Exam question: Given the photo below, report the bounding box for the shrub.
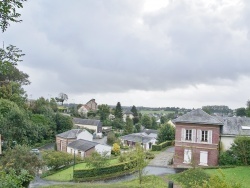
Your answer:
[145,152,155,159]
[152,140,173,151]
[111,143,120,156]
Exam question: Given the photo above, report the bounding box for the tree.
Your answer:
[236,107,246,117]
[114,102,123,119]
[55,92,68,105]
[131,105,138,116]
[97,104,110,121]
[246,100,250,117]
[42,150,75,170]
[85,151,110,169]
[107,131,119,145]
[157,123,175,143]
[49,98,58,112]
[0,145,43,176]
[141,114,152,129]
[55,113,73,134]
[124,117,134,135]
[112,143,120,156]
[151,116,158,129]
[0,0,27,32]
[134,143,147,184]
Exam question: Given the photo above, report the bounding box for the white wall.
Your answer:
[77,130,93,141]
[95,144,111,156]
[67,147,85,158]
[221,136,235,151]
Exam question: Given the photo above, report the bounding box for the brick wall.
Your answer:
[56,137,76,152]
[174,123,220,167]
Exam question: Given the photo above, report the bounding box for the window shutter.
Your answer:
[208,130,212,144]
[192,129,196,143]
[197,129,201,142]
[181,128,185,141]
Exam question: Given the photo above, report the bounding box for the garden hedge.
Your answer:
[73,160,137,180]
[152,140,173,151]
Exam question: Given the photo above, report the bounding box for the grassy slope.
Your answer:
[205,167,250,188]
[43,175,167,188]
[44,159,119,182]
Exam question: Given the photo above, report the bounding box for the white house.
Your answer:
[120,133,157,150]
[77,129,93,141]
[67,139,111,158]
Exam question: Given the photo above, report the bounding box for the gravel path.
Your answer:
[148,147,175,167]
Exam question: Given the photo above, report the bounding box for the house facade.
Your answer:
[56,129,93,152]
[67,139,111,158]
[123,111,134,122]
[173,109,223,167]
[73,118,103,138]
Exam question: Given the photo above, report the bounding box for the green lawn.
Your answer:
[205,167,250,188]
[44,159,119,182]
[42,175,167,188]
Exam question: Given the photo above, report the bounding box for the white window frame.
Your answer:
[181,128,196,143]
[184,149,192,164]
[197,130,212,144]
[199,151,208,166]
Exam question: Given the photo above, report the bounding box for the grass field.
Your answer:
[205,167,250,188]
[44,159,119,182]
[42,175,167,188]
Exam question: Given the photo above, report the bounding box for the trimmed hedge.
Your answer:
[73,160,137,181]
[152,140,173,151]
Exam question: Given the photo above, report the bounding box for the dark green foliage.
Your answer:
[157,123,175,143]
[87,110,96,118]
[134,123,141,132]
[0,145,43,176]
[114,102,123,119]
[42,150,74,170]
[151,140,173,151]
[141,114,152,129]
[97,104,110,121]
[85,152,110,169]
[74,160,137,181]
[107,131,119,145]
[0,0,26,32]
[55,92,68,105]
[219,150,239,166]
[111,118,124,129]
[131,105,138,116]
[0,169,33,188]
[236,107,246,117]
[55,113,73,133]
[124,118,134,135]
[151,116,158,129]
[171,168,210,188]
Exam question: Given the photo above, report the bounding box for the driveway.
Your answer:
[148,147,175,167]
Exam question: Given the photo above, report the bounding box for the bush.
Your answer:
[152,140,173,151]
[219,150,239,166]
[111,143,120,156]
[74,160,137,181]
[145,152,155,159]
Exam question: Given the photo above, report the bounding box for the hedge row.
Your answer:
[152,140,173,151]
[73,160,137,179]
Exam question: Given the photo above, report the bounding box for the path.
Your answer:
[148,147,175,167]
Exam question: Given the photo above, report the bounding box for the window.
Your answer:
[201,130,208,142]
[199,151,208,166]
[185,130,192,141]
[184,149,192,163]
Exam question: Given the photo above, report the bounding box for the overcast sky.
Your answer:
[2,0,250,109]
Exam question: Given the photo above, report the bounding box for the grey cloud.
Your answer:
[3,0,250,96]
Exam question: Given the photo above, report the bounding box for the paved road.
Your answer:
[148,147,175,167]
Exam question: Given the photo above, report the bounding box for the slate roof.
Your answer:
[56,129,83,139]
[217,116,250,136]
[173,109,223,125]
[67,139,98,151]
[120,133,155,143]
[141,128,158,135]
[73,118,102,127]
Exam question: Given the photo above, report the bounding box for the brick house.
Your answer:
[173,109,223,167]
[56,129,92,152]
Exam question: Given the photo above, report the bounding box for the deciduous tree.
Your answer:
[157,123,175,143]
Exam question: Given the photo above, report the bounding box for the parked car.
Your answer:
[30,148,40,155]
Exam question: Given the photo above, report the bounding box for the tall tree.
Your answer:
[124,117,134,135]
[97,104,110,121]
[130,105,138,116]
[236,107,246,117]
[55,92,68,105]
[114,102,123,119]
[0,0,27,32]
[141,114,152,129]
[151,116,158,129]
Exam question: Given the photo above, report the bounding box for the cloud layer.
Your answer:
[2,0,250,108]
